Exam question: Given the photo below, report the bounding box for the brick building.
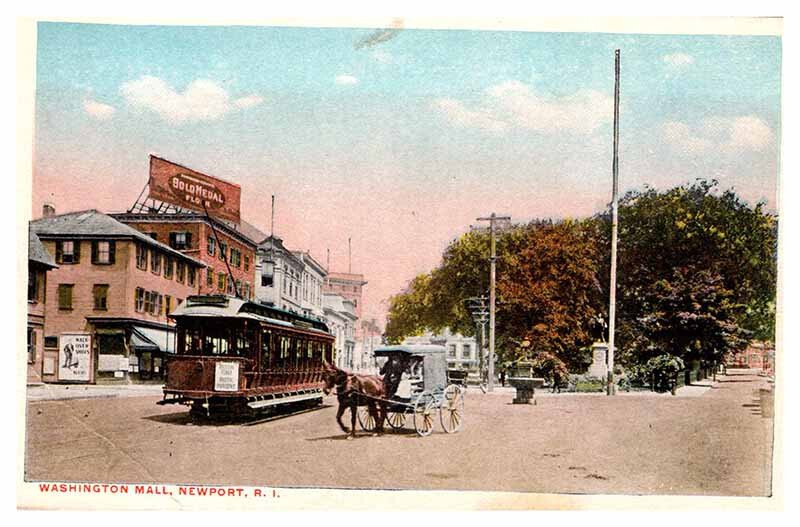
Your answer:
[324,272,367,319]
[30,210,205,383]
[111,212,257,300]
[27,228,57,384]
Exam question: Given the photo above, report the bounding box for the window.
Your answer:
[56,240,80,264]
[28,268,39,302]
[143,290,153,314]
[27,327,36,364]
[165,295,172,316]
[242,283,250,299]
[262,272,273,287]
[136,243,148,270]
[207,267,214,287]
[150,250,161,275]
[164,257,174,279]
[93,284,109,311]
[44,336,58,348]
[91,240,115,265]
[235,280,242,296]
[135,287,145,312]
[218,272,226,291]
[147,232,158,241]
[57,284,74,310]
[187,267,196,287]
[230,248,241,268]
[448,344,457,358]
[152,293,163,316]
[169,232,192,250]
[207,237,216,256]
[219,242,228,262]
[462,343,471,360]
[176,261,185,283]
[244,256,250,272]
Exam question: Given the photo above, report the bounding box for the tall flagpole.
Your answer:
[607,49,621,396]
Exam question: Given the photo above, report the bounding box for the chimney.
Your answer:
[42,203,55,218]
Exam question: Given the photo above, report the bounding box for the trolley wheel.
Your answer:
[357,405,378,432]
[440,384,465,433]
[413,392,435,437]
[386,410,406,430]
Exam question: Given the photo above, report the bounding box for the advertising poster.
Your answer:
[57,333,92,382]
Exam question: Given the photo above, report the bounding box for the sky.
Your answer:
[31,22,782,326]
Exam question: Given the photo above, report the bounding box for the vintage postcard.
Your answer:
[17,16,784,511]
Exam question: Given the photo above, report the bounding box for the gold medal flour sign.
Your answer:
[148,155,242,224]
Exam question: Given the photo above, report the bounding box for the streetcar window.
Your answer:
[261,331,272,369]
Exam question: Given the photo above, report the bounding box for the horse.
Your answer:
[322,364,389,439]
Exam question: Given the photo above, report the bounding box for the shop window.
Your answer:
[57,284,73,310]
[27,327,36,364]
[207,236,216,256]
[136,243,148,270]
[91,240,115,265]
[56,240,80,264]
[93,284,109,311]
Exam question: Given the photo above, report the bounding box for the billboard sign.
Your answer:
[58,333,92,382]
[148,155,241,224]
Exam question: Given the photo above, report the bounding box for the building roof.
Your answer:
[31,210,206,267]
[28,228,57,269]
[238,219,269,245]
[323,293,357,319]
[293,250,327,276]
[110,211,257,248]
[327,271,368,286]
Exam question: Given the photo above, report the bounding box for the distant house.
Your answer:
[403,329,478,373]
[727,341,775,376]
[27,228,57,384]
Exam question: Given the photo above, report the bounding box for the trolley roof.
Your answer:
[373,344,446,357]
[170,294,331,336]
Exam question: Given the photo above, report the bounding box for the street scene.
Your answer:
[21,18,780,508]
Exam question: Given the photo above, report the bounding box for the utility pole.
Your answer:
[607,49,621,396]
[477,213,510,392]
[466,295,489,387]
[348,237,352,274]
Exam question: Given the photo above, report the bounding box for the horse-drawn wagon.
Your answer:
[334,345,465,437]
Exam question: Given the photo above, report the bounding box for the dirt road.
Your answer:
[23,370,773,496]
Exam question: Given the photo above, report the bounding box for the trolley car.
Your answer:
[158,294,335,419]
[357,345,465,437]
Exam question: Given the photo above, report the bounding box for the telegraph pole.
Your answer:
[477,213,510,392]
[466,295,489,388]
[607,49,621,396]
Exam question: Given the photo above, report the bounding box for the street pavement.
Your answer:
[23,369,773,496]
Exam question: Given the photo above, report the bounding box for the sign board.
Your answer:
[214,361,240,392]
[148,155,241,224]
[58,333,92,382]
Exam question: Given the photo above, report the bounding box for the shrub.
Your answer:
[645,354,685,393]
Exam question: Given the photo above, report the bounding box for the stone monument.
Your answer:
[588,342,608,379]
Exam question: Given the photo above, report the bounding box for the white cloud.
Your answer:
[120,76,262,123]
[433,80,613,135]
[83,99,115,120]
[663,52,695,67]
[433,98,507,134]
[233,95,264,109]
[663,115,774,155]
[335,75,359,85]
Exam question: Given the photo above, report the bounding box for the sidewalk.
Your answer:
[26,382,164,402]
[469,378,714,398]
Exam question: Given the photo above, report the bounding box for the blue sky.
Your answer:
[32,22,783,322]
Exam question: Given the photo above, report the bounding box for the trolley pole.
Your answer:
[477,213,510,392]
[607,49,621,396]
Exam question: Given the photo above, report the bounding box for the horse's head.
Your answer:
[321,363,348,395]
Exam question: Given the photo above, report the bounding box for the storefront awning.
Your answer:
[131,326,176,353]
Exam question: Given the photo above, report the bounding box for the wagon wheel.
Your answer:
[440,384,465,433]
[357,405,378,432]
[386,409,406,430]
[413,392,435,437]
